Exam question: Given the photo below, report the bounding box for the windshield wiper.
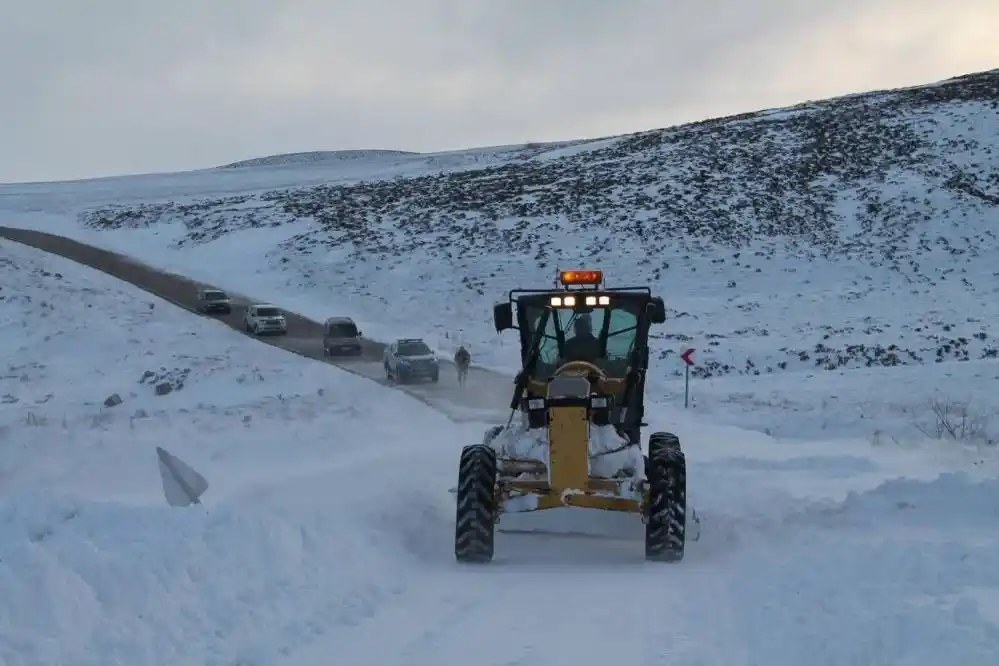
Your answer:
[510,309,551,412]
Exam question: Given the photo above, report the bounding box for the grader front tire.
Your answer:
[645,432,687,562]
[454,444,498,563]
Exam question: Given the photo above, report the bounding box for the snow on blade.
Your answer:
[489,418,644,481]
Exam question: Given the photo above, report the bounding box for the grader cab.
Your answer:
[453,269,690,563]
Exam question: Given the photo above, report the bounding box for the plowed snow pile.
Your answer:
[0,240,474,666]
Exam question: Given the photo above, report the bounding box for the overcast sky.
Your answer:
[2,0,996,183]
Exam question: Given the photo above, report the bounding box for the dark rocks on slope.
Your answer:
[79,69,999,277]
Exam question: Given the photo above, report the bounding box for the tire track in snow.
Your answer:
[282,550,739,666]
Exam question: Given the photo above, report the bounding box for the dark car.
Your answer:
[322,317,363,356]
[196,288,232,314]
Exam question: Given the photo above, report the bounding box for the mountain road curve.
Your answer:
[0,226,515,424]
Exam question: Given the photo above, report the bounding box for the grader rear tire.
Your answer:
[645,432,686,562]
[454,444,498,563]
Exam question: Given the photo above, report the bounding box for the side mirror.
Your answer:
[493,302,513,332]
[358,330,363,336]
[647,297,666,324]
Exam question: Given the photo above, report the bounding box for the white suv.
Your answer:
[243,303,287,336]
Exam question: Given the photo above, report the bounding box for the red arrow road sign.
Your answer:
[680,348,695,366]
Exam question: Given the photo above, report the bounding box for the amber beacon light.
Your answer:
[559,269,603,286]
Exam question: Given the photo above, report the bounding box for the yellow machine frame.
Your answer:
[494,360,646,518]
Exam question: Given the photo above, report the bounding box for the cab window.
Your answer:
[522,301,641,377]
[605,308,638,360]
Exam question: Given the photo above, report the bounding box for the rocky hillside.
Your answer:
[75,69,999,381]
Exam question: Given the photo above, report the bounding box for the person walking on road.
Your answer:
[454,345,471,386]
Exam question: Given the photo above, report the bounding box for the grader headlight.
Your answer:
[551,294,610,307]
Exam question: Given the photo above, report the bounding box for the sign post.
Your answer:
[680,348,695,408]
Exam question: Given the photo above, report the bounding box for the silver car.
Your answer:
[243,303,287,336]
[384,338,440,383]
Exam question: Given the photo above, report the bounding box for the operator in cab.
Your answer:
[561,313,601,363]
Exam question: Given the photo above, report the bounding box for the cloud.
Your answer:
[1,0,996,182]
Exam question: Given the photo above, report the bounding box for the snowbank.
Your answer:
[0,240,482,666]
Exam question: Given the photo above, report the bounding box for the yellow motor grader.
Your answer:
[453,269,689,563]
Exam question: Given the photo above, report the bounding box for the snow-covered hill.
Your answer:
[3,68,999,442]
[3,235,999,666]
[218,149,421,169]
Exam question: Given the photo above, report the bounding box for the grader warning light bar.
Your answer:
[559,269,603,286]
